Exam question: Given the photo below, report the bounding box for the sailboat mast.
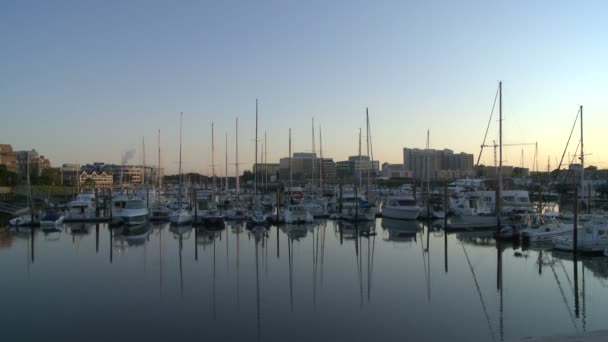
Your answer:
[426,130,430,209]
[289,128,292,191]
[366,108,371,200]
[497,81,503,226]
[264,131,267,191]
[319,125,323,189]
[158,129,161,196]
[142,137,146,187]
[236,117,240,195]
[212,122,216,195]
[178,112,183,208]
[580,105,584,197]
[255,99,258,199]
[225,132,228,192]
[312,117,315,190]
[358,128,362,191]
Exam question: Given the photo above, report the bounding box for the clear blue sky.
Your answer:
[1,0,607,175]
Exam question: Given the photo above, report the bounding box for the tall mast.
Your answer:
[358,128,362,191]
[426,130,430,205]
[312,117,315,190]
[236,117,239,194]
[142,136,146,187]
[264,131,267,191]
[319,125,323,189]
[366,108,371,200]
[158,129,161,197]
[580,105,584,197]
[255,99,258,199]
[289,128,292,191]
[225,132,228,191]
[178,112,183,207]
[497,81,503,226]
[212,122,216,195]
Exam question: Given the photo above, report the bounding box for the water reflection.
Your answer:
[2,219,608,341]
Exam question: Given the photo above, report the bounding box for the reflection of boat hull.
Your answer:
[446,216,498,230]
[381,217,422,232]
[382,206,421,220]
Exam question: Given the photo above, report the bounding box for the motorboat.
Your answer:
[65,193,96,220]
[40,211,64,227]
[381,195,421,220]
[281,204,314,224]
[169,208,193,225]
[339,191,377,222]
[9,214,33,226]
[553,219,608,253]
[121,199,150,226]
[150,202,170,221]
[520,219,576,243]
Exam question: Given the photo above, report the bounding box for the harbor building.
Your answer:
[60,163,80,186]
[335,156,379,182]
[278,153,336,184]
[80,163,159,188]
[16,149,51,179]
[381,163,413,179]
[403,147,474,180]
[79,171,114,189]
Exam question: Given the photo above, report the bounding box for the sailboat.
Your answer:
[151,129,170,221]
[198,123,225,228]
[169,112,193,225]
[246,99,270,227]
[281,128,314,224]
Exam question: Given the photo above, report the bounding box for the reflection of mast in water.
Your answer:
[444,227,448,273]
[109,227,113,264]
[420,224,430,302]
[496,239,503,342]
[213,230,217,320]
[287,227,294,312]
[461,240,496,342]
[160,224,163,298]
[251,227,265,342]
[96,224,99,253]
[179,231,184,300]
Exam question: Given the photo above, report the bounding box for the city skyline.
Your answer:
[2,1,606,174]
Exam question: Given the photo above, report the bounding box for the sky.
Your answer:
[1,0,607,175]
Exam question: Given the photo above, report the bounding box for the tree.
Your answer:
[0,165,17,186]
[241,170,254,184]
[82,178,96,190]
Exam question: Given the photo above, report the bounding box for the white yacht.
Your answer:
[169,208,193,225]
[520,219,576,243]
[553,219,608,253]
[339,191,377,222]
[281,204,314,224]
[381,194,421,220]
[65,193,96,220]
[121,199,150,226]
[111,194,130,225]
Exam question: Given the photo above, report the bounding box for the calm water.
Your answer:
[1,219,608,341]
